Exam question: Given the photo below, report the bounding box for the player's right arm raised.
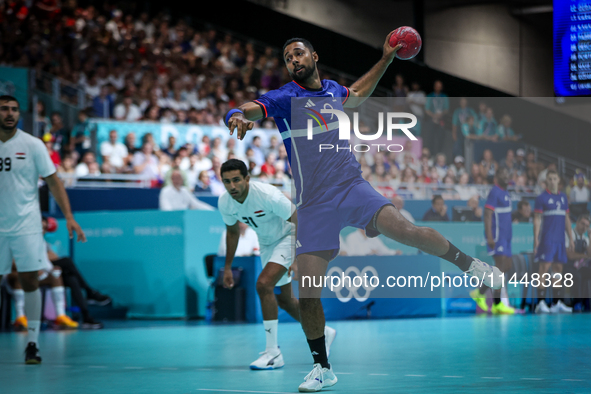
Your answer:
[223,222,241,289]
[226,102,264,141]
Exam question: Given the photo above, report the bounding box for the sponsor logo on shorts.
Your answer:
[295,240,302,248]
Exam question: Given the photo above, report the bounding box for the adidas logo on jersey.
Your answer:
[304,99,316,108]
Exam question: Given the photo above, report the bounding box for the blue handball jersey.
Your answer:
[254,80,361,207]
[534,190,569,244]
[484,184,512,241]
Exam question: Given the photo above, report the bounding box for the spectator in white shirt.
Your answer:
[217,222,260,257]
[406,82,426,120]
[392,195,415,224]
[343,229,402,256]
[133,141,160,179]
[159,170,215,211]
[75,151,97,177]
[100,130,128,172]
[114,94,142,122]
[571,173,590,203]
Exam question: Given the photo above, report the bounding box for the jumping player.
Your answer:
[0,95,86,364]
[534,170,573,313]
[470,168,515,314]
[218,159,336,370]
[225,35,502,392]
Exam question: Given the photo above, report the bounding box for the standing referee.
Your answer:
[0,95,86,364]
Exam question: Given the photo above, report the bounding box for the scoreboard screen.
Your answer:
[554,0,591,97]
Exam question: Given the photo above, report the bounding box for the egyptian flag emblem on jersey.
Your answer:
[15,152,26,160]
[254,210,265,218]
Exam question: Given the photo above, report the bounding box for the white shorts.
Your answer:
[0,233,47,275]
[260,235,293,287]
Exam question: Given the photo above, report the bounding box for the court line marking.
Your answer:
[521,378,543,380]
[481,377,503,379]
[562,379,584,381]
[406,374,426,377]
[369,373,389,376]
[443,376,463,378]
[89,366,107,368]
[229,369,249,372]
[337,372,354,375]
[197,390,294,394]
[160,367,178,370]
[197,369,214,371]
[124,367,144,369]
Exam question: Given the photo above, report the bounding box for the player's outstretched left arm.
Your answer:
[345,32,402,108]
[44,173,87,242]
[227,102,264,141]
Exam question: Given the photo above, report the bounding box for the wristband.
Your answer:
[225,109,244,126]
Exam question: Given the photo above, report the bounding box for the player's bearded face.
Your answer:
[0,101,20,131]
[284,44,317,83]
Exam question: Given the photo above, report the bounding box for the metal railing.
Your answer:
[57,173,153,188]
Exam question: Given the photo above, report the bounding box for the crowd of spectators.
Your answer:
[2,1,590,205]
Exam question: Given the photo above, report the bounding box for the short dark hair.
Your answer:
[517,200,530,210]
[221,159,248,178]
[0,95,19,109]
[547,169,559,177]
[577,214,591,222]
[432,195,443,204]
[283,38,315,55]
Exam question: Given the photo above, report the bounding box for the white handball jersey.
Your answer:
[0,130,56,235]
[218,181,295,246]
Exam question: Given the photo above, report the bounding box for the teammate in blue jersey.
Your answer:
[533,170,574,313]
[470,168,515,314]
[226,34,503,392]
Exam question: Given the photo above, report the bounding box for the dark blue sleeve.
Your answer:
[253,88,289,119]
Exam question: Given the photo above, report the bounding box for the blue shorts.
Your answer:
[296,178,391,259]
[535,242,567,264]
[487,238,512,257]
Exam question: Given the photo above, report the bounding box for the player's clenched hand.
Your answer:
[67,218,86,242]
[223,269,234,289]
[383,31,403,62]
[487,238,496,250]
[227,112,254,141]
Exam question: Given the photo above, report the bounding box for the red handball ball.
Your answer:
[388,26,422,60]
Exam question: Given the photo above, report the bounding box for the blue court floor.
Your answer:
[1,314,590,394]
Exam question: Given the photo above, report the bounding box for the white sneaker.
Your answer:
[550,300,573,314]
[535,300,551,314]
[324,326,336,357]
[465,259,503,290]
[298,363,338,392]
[249,349,284,370]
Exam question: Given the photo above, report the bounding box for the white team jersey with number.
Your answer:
[0,129,56,235]
[218,182,295,246]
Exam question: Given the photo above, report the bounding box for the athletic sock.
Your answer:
[493,289,502,305]
[24,289,41,345]
[439,242,472,271]
[307,335,329,369]
[263,320,279,354]
[494,297,502,305]
[51,286,66,317]
[14,289,25,317]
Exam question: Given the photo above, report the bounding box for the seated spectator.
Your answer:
[260,152,277,177]
[114,93,142,122]
[133,141,159,180]
[70,109,92,158]
[48,112,70,157]
[455,173,479,200]
[441,175,460,200]
[163,155,189,188]
[527,152,543,184]
[100,130,128,173]
[344,229,402,256]
[195,170,212,193]
[451,156,467,179]
[477,102,488,122]
[159,170,215,211]
[249,136,266,167]
[500,149,517,176]
[478,108,499,141]
[515,149,527,176]
[161,135,178,158]
[208,156,226,196]
[497,115,519,141]
[75,151,97,177]
[537,162,557,188]
[143,105,162,122]
[466,195,483,221]
[422,195,449,221]
[199,135,211,156]
[58,154,76,177]
[570,173,590,203]
[92,85,114,119]
[177,146,191,171]
[480,149,498,184]
[43,133,61,167]
[392,195,415,224]
[217,221,260,257]
[124,132,139,155]
[512,200,533,223]
[565,215,591,311]
[211,137,228,161]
